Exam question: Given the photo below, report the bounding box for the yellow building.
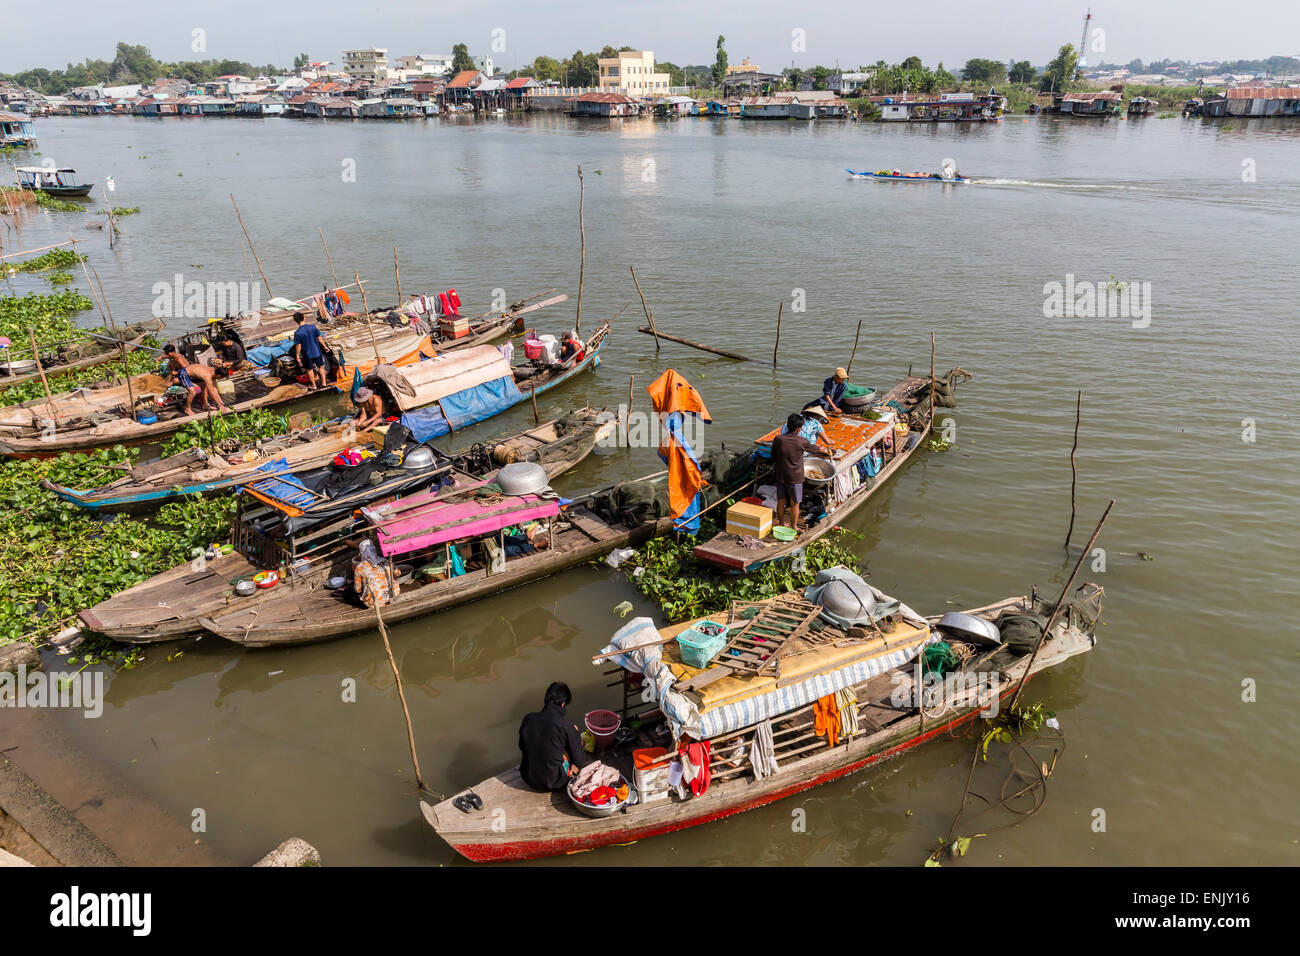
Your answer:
[598,50,671,96]
[726,57,760,76]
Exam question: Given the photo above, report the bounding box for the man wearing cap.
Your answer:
[820,368,849,415]
[354,386,385,430]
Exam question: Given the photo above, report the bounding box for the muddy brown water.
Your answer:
[3,111,1296,865]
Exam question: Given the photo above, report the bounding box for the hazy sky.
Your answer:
[6,0,1298,74]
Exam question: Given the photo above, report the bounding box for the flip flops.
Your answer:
[452,791,484,814]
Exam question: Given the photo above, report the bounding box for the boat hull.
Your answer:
[846,169,972,183]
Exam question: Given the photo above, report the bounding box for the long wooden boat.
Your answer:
[200,502,673,649]
[692,375,937,572]
[77,410,615,644]
[15,166,93,197]
[424,577,1104,862]
[846,168,973,184]
[0,320,166,392]
[0,320,489,459]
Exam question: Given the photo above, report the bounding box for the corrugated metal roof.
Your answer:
[1062,91,1122,102]
[505,77,538,89]
[446,70,482,89]
[1226,86,1299,98]
[575,92,636,103]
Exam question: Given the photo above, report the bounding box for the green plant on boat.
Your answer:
[10,248,86,273]
[611,511,865,621]
[0,450,237,661]
[160,408,291,457]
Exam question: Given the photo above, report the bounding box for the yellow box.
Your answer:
[726,502,772,538]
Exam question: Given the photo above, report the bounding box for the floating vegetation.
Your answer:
[612,514,864,621]
[46,271,74,286]
[29,191,84,212]
[161,408,291,457]
[0,290,96,353]
[11,248,86,273]
[0,450,236,658]
[106,206,141,216]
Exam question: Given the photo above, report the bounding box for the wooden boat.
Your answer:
[200,494,673,649]
[846,168,973,184]
[15,166,93,197]
[693,375,940,572]
[0,322,456,459]
[0,320,166,392]
[424,577,1105,862]
[77,410,615,644]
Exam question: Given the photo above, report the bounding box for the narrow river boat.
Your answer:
[425,573,1104,862]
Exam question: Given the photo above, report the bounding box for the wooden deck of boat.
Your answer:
[202,512,673,647]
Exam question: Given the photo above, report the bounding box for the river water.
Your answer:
[5,111,1297,866]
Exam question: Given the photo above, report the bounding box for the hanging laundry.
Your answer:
[447,544,467,577]
[835,687,860,738]
[335,288,351,306]
[678,740,712,796]
[324,291,343,317]
[750,720,780,780]
[813,695,841,748]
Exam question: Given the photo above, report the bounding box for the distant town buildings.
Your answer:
[342,48,388,81]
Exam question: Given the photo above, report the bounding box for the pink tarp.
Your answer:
[372,492,560,557]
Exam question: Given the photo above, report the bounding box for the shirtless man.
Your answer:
[164,344,228,415]
[354,386,385,430]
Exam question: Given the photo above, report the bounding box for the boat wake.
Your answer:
[974,178,1150,190]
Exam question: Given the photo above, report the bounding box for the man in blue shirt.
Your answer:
[292,314,328,389]
[819,367,849,415]
[778,403,835,453]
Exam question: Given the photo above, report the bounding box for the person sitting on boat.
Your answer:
[353,387,386,431]
[163,344,228,416]
[211,331,251,376]
[779,403,835,452]
[771,413,833,531]
[818,367,850,415]
[518,681,593,792]
[559,330,584,364]
[291,314,329,389]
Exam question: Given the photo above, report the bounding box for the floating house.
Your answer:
[1054,90,1122,117]
[1223,86,1300,117]
[738,96,815,120]
[654,95,695,117]
[878,91,1005,122]
[358,97,422,118]
[570,91,640,117]
[0,111,36,147]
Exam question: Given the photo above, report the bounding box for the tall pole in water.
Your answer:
[1076,8,1092,80]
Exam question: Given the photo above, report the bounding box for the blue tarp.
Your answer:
[439,376,524,431]
[400,406,451,443]
[243,457,317,508]
[246,340,294,367]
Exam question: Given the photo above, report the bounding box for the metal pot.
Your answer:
[803,457,836,484]
[401,445,436,470]
[936,611,1001,648]
[496,461,550,496]
[233,579,257,597]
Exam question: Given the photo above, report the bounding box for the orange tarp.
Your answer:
[756,417,888,453]
[646,369,711,422]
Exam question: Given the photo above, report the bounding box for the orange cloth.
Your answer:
[336,288,351,305]
[662,440,703,520]
[646,369,711,422]
[813,694,840,748]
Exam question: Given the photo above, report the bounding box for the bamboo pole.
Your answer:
[531,382,540,424]
[635,326,752,361]
[230,194,273,298]
[393,246,402,303]
[1009,501,1114,712]
[355,271,381,365]
[91,266,137,423]
[374,603,426,793]
[773,301,784,368]
[26,327,56,411]
[1065,390,1082,549]
[929,333,936,412]
[319,228,341,288]
[68,233,108,324]
[847,319,863,375]
[0,237,78,264]
[630,265,660,352]
[625,374,634,448]
[576,165,585,335]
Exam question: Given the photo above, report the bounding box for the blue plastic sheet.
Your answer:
[246,340,293,367]
[439,376,524,431]
[242,457,316,508]
[400,406,451,443]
